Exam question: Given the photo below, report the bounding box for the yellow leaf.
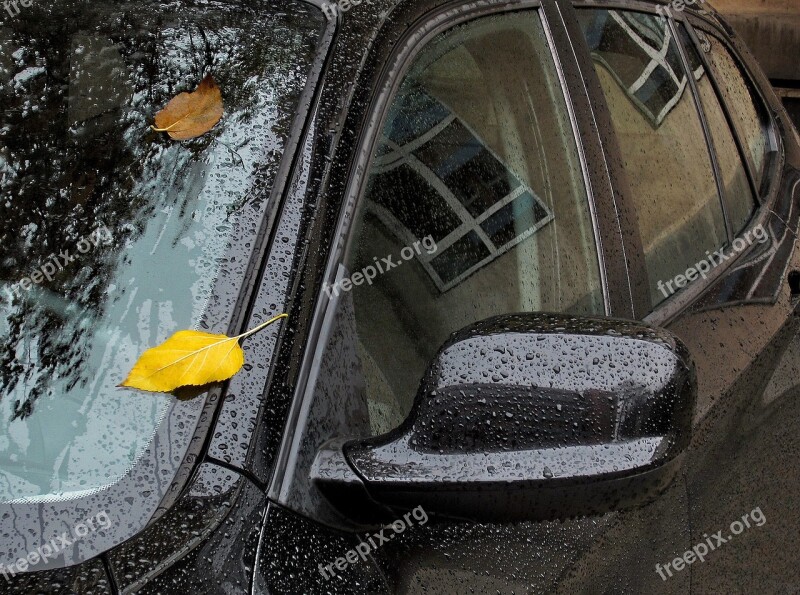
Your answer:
[120,313,288,393]
[151,75,223,140]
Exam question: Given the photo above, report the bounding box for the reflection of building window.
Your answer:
[583,11,703,127]
[366,88,553,292]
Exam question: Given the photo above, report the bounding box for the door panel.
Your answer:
[618,12,800,594]
[266,1,694,592]
[665,186,800,592]
[573,4,800,592]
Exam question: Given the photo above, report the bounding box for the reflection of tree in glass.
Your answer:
[0,0,322,419]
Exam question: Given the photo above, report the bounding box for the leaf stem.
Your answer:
[236,313,288,341]
[151,121,182,133]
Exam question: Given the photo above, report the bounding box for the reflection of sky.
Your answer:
[0,32,281,501]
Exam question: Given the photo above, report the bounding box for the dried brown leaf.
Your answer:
[151,75,223,140]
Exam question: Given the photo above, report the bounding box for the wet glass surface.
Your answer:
[677,25,756,235]
[578,9,727,308]
[704,32,771,191]
[0,1,321,501]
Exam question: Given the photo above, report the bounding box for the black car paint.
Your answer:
[257,0,800,592]
[4,0,800,592]
[313,313,695,524]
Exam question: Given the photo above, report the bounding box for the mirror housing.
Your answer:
[312,313,696,524]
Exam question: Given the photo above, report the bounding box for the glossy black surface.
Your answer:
[261,0,800,592]
[4,0,800,591]
[313,313,695,522]
[254,502,389,594]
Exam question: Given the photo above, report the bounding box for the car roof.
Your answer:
[321,0,726,55]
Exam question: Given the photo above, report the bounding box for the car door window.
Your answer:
[279,9,603,521]
[677,24,756,235]
[702,30,772,194]
[344,11,603,436]
[577,9,727,309]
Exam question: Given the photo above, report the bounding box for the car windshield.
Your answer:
[0,0,322,501]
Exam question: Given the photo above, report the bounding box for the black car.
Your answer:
[2,0,800,592]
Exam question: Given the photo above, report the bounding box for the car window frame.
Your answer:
[267,0,637,515]
[669,18,734,243]
[326,1,611,311]
[569,1,782,325]
[638,10,783,325]
[683,14,782,202]
[570,1,730,319]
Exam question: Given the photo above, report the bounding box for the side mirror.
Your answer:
[312,313,696,524]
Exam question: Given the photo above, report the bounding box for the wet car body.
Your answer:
[3,0,800,593]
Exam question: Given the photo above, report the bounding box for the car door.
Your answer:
[658,15,800,593]
[257,1,697,593]
[573,4,800,592]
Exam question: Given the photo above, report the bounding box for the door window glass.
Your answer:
[347,11,603,436]
[578,10,727,308]
[703,31,771,192]
[677,25,756,235]
[280,10,605,522]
